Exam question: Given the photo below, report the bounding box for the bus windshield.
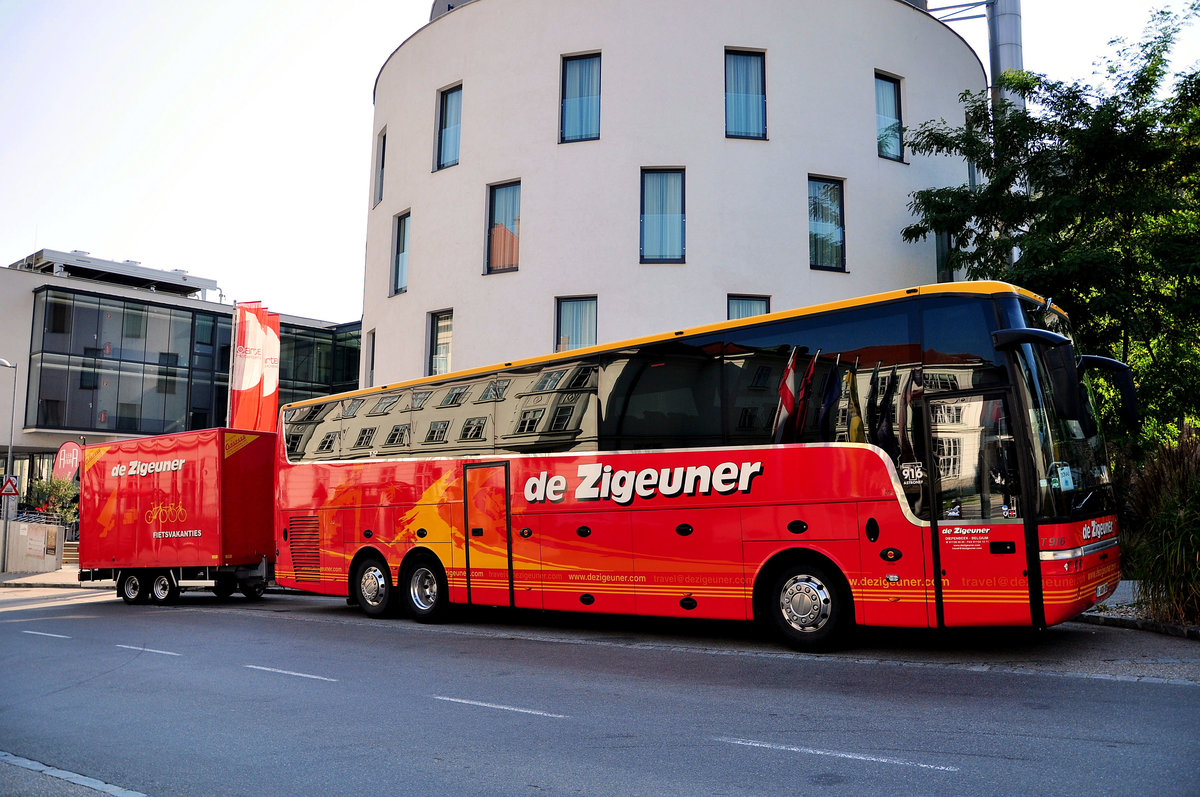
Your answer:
[1005,298,1115,520]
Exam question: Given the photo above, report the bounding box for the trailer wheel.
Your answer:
[239,580,267,601]
[118,572,148,605]
[354,557,395,618]
[768,562,850,652]
[149,572,179,605]
[402,556,448,623]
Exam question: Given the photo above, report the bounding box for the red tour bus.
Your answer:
[273,282,1134,650]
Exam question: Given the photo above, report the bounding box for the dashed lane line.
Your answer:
[433,695,568,718]
[715,736,960,772]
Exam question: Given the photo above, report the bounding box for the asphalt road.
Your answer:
[1,587,1197,796]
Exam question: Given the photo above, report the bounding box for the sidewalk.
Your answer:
[2,565,1195,640]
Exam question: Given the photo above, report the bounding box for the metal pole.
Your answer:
[0,358,16,573]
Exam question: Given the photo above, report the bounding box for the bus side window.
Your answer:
[599,339,723,450]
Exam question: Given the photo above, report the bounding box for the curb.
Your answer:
[1077,612,1200,641]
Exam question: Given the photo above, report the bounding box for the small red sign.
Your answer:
[53,441,83,481]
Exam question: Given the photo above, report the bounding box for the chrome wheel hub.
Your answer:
[360,566,386,606]
[779,574,831,632]
[410,567,437,611]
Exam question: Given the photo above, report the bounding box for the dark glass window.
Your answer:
[808,177,845,271]
[641,169,685,263]
[875,74,903,160]
[393,213,410,294]
[487,182,520,272]
[437,85,462,169]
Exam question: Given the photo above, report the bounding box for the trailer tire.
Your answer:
[212,577,237,599]
[767,561,850,652]
[354,556,395,618]
[239,580,267,601]
[149,571,179,605]
[402,556,448,624]
[118,571,149,605]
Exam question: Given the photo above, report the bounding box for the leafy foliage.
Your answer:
[903,4,1200,446]
[1121,433,1200,625]
[29,478,79,524]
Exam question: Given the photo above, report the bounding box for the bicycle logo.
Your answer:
[145,502,187,524]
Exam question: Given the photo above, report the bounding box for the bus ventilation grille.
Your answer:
[287,516,322,582]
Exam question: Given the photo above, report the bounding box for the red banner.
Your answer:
[227,302,281,432]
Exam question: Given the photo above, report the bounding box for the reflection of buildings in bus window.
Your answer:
[384,423,410,446]
[368,394,401,415]
[459,416,487,440]
[352,427,376,448]
[424,420,450,443]
[340,398,365,418]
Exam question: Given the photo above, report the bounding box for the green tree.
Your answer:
[29,478,79,524]
[902,4,1200,446]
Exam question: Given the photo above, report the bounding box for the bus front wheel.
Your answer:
[402,557,448,623]
[768,562,849,651]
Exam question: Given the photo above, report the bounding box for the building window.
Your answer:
[725,50,766,139]
[393,213,410,294]
[374,129,386,205]
[556,297,597,351]
[875,74,903,160]
[808,177,846,271]
[425,420,450,443]
[369,395,400,415]
[641,169,684,263]
[533,369,567,392]
[316,432,339,453]
[384,424,410,446]
[487,181,520,272]
[561,53,601,143]
[728,295,769,320]
[548,405,574,432]
[516,408,544,434]
[353,427,377,449]
[437,85,462,169]
[428,311,452,376]
[479,378,511,401]
[441,385,470,406]
[411,390,432,410]
[460,416,487,440]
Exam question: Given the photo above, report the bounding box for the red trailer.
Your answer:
[78,429,276,604]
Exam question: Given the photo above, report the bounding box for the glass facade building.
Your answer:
[26,287,359,435]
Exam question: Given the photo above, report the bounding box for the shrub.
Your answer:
[1121,433,1200,626]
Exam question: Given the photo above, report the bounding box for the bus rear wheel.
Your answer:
[354,557,395,618]
[768,562,849,651]
[118,571,148,605]
[402,557,448,623]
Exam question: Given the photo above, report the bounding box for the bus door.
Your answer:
[463,463,517,608]
[928,393,1033,627]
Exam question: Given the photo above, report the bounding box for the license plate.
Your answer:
[1096,583,1109,598]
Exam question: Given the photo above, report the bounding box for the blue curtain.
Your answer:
[725,52,765,138]
[875,76,901,159]
[809,179,844,269]
[642,171,684,261]
[393,214,409,293]
[438,87,461,168]
[558,298,597,350]
[562,55,600,142]
[728,296,768,320]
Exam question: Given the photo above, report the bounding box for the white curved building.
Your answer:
[362,0,984,385]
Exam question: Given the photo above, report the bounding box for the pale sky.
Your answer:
[1,0,1196,324]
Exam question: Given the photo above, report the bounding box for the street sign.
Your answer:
[0,476,18,498]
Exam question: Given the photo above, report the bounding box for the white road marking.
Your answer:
[433,695,567,718]
[20,630,70,639]
[116,644,181,656]
[715,736,960,772]
[0,749,147,796]
[244,664,337,682]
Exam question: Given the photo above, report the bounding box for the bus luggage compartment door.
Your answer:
[463,463,515,608]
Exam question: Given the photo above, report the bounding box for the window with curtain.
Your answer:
[393,213,410,294]
[437,85,462,169]
[809,177,846,271]
[561,54,600,142]
[374,130,386,204]
[557,297,597,351]
[487,181,521,272]
[725,50,766,139]
[641,169,685,263]
[875,74,902,160]
[428,311,452,375]
[728,295,769,320]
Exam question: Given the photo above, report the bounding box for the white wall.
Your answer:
[363,0,985,383]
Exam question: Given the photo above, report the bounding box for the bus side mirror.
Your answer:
[992,328,1082,421]
[1078,355,1139,431]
